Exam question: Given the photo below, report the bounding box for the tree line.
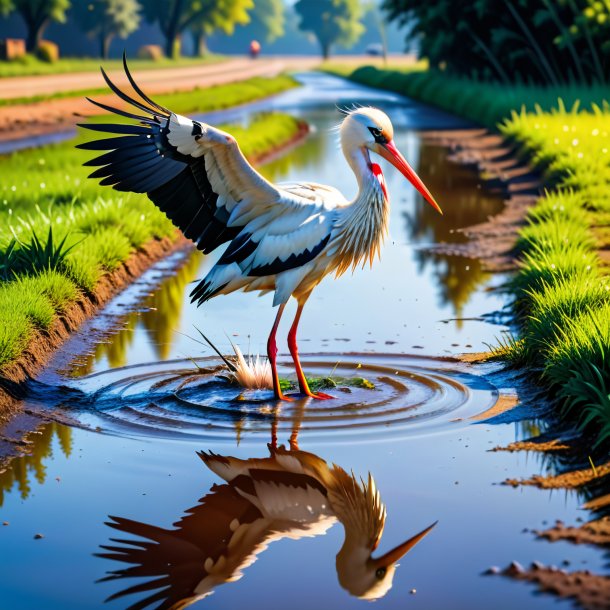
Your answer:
[0,0,368,60]
[383,0,610,84]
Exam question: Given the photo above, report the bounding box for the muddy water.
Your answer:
[0,73,605,610]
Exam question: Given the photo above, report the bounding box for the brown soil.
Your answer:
[536,518,610,547]
[583,494,610,511]
[503,460,610,489]
[422,129,541,272]
[0,234,189,424]
[496,562,610,610]
[0,57,320,145]
[470,394,519,421]
[490,438,571,452]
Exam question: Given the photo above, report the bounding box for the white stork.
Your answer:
[79,56,443,401]
[98,444,437,609]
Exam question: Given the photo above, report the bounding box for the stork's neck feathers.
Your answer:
[327,465,386,549]
[333,146,390,277]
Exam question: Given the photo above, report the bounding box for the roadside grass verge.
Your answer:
[496,109,610,446]
[0,72,298,110]
[323,64,610,128]
[0,55,225,78]
[0,105,305,370]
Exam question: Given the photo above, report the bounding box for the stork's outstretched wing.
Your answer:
[78,54,283,255]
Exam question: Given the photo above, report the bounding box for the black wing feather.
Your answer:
[78,122,153,136]
[122,51,171,116]
[99,66,167,118]
[87,151,160,178]
[80,56,245,256]
[84,96,158,125]
[249,234,331,277]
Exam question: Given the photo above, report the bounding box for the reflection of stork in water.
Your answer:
[80,57,442,401]
[98,444,436,609]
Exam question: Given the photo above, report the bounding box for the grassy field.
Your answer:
[0,78,304,370]
[0,55,225,78]
[324,64,610,128]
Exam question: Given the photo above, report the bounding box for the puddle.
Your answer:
[37,354,498,444]
[0,73,604,610]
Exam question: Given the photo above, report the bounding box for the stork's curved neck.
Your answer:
[343,145,375,194]
[333,145,390,276]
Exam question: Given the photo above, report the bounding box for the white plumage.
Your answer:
[80,57,443,400]
[98,444,437,608]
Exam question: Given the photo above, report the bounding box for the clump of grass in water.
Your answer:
[195,330,375,392]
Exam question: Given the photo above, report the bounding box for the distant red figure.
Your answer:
[249,40,261,58]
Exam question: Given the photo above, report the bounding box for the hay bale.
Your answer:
[37,40,59,63]
[137,45,164,61]
[0,39,26,60]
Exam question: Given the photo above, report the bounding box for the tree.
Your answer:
[382,0,610,85]
[141,0,252,59]
[74,0,141,59]
[294,0,364,59]
[0,0,12,17]
[189,0,252,57]
[10,0,70,51]
[242,0,285,43]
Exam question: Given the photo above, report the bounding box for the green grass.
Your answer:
[497,108,610,446]
[0,55,225,78]
[323,64,610,129]
[0,78,304,370]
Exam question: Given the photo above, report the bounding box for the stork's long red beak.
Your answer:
[372,521,438,568]
[376,140,443,215]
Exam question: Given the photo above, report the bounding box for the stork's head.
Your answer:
[336,520,437,600]
[330,469,436,600]
[339,107,443,214]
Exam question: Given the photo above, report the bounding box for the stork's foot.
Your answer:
[274,391,295,402]
[301,389,334,400]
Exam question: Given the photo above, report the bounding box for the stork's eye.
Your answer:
[375,567,387,579]
[368,126,387,144]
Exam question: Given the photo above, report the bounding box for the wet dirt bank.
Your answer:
[420,128,610,605]
[0,235,190,428]
[422,128,541,272]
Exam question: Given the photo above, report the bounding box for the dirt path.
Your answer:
[0,56,320,144]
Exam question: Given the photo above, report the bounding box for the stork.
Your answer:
[79,56,443,401]
[98,444,437,609]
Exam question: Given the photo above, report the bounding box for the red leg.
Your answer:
[267,303,293,401]
[288,301,333,400]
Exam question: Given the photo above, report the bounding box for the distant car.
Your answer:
[365,43,384,57]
